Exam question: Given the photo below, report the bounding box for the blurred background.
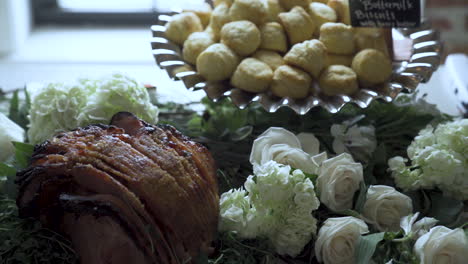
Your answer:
[0,0,467,113]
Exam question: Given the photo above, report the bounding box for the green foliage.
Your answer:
[0,198,78,264]
[208,232,274,264]
[355,232,385,264]
[8,89,31,132]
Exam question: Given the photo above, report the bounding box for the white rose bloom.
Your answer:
[250,127,325,174]
[400,212,438,239]
[0,113,25,162]
[315,217,369,264]
[317,153,364,212]
[362,185,413,232]
[331,122,377,164]
[414,226,468,264]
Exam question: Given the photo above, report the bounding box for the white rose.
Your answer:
[414,226,468,264]
[362,185,413,232]
[331,122,377,163]
[250,127,325,174]
[315,217,369,264]
[400,212,438,239]
[0,113,25,162]
[317,153,363,212]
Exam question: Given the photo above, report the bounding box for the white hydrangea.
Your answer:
[219,161,320,257]
[28,74,159,144]
[388,119,468,200]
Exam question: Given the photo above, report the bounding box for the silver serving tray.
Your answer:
[151,12,442,114]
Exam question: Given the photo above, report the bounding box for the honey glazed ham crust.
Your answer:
[16,112,219,264]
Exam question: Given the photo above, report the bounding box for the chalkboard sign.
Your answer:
[349,0,421,28]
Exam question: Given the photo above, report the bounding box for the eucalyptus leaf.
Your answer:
[355,232,385,264]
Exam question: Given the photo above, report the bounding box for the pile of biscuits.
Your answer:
[164,0,393,99]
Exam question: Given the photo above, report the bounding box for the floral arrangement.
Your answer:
[0,78,467,263]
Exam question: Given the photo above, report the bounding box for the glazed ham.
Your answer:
[16,112,219,264]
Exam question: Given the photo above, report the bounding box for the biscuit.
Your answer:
[208,3,231,41]
[221,21,261,56]
[308,2,337,29]
[354,28,390,57]
[279,0,311,10]
[319,65,358,96]
[231,58,274,93]
[165,12,203,45]
[284,39,327,78]
[325,53,353,67]
[196,43,240,81]
[183,3,212,28]
[271,65,312,99]
[319,22,355,55]
[253,50,285,70]
[327,0,351,25]
[183,32,215,65]
[214,0,233,7]
[259,22,288,52]
[351,49,392,87]
[229,0,268,26]
[266,0,285,22]
[278,6,316,45]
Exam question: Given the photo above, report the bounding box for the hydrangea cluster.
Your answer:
[28,74,159,144]
[219,160,320,257]
[388,119,468,200]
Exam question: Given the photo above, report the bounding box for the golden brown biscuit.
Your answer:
[319,65,358,96]
[204,25,218,42]
[231,58,274,93]
[196,43,240,81]
[266,0,285,22]
[253,50,285,70]
[221,21,261,56]
[259,22,288,53]
[183,32,215,65]
[183,3,212,28]
[284,39,327,78]
[351,49,392,87]
[325,53,353,67]
[214,0,233,7]
[327,0,350,25]
[278,6,316,45]
[319,22,355,55]
[229,0,268,26]
[208,3,231,41]
[354,28,390,57]
[165,12,203,45]
[312,0,329,3]
[308,2,337,29]
[279,0,311,10]
[271,65,312,99]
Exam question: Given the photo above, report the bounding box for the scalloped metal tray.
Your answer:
[151,12,442,114]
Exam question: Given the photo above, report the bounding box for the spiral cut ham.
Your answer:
[16,112,219,264]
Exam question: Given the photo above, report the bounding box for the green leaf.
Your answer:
[355,232,385,264]
[354,181,368,213]
[13,142,34,169]
[339,209,362,218]
[0,162,17,177]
